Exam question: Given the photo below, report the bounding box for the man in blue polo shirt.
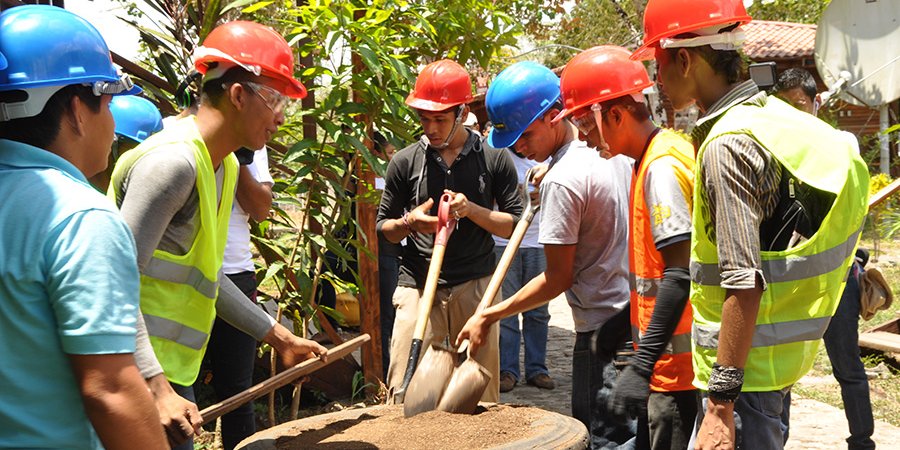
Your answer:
[0,6,167,449]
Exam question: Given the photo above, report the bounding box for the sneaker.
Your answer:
[499,371,517,393]
[526,373,555,390]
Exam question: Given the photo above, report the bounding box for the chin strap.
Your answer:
[423,104,466,150]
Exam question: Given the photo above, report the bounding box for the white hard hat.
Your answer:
[463,112,478,127]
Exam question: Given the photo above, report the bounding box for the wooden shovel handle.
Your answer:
[412,243,448,339]
[475,190,540,314]
[199,334,371,425]
[870,177,900,209]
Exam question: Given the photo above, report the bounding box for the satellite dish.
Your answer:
[815,0,900,107]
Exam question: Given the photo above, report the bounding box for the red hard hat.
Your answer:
[405,59,473,111]
[553,46,653,123]
[194,21,307,99]
[631,0,752,61]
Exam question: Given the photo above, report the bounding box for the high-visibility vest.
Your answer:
[691,97,869,391]
[108,116,238,386]
[630,129,696,392]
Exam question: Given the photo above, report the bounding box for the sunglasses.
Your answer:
[567,103,604,136]
[224,81,289,114]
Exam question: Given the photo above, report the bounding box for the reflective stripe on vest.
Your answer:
[690,96,869,392]
[107,116,238,386]
[629,129,696,392]
[690,225,862,287]
[143,256,221,299]
[630,273,659,298]
[143,314,208,351]
[692,316,832,349]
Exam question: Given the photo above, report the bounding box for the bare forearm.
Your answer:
[482,272,568,323]
[235,166,272,222]
[717,286,763,368]
[72,355,167,450]
[467,203,514,238]
[380,217,412,244]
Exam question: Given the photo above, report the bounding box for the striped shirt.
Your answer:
[691,80,783,290]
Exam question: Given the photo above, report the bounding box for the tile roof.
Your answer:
[743,20,816,60]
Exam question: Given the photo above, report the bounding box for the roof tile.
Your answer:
[743,20,816,60]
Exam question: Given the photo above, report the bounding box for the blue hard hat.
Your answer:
[110,96,163,143]
[486,61,561,149]
[0,6,140,121]
[0,52,6,71]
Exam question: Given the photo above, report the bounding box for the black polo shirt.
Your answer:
[376,130,523,288]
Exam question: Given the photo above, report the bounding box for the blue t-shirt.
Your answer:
[0,139,141,448]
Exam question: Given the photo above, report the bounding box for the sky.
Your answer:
[67,0,147,61]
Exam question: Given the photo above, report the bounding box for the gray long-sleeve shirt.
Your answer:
[112,140,275,379]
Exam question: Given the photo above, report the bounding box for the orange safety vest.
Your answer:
[629,129,696,392]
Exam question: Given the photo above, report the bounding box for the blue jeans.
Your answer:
[823,262,875,450]
[378,253,400,379]
[494,246,549,381]
[692,389,790,450]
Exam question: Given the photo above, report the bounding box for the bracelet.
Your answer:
[707,363,743,403]
[401,212,419,243]
[402,212,414,232]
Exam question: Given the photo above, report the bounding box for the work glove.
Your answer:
[607,364,651,422]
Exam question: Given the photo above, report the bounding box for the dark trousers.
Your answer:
[823,262,875,450]
[205,271,258,450]
[378,253,400,379]
[573,308,636,449]
[641,390,698,450]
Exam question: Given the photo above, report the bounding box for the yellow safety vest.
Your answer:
[630,129,696,392]
[691,97,869,391]
[108,116,238,385]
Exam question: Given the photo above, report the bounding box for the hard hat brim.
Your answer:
[284,77,307,99]
[115,84,143,97]
[405,93,464,112]
[630,43,657,61]
[487,126,523,150]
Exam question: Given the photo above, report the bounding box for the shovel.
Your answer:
[392,193,457,406]
[405,168,541,416]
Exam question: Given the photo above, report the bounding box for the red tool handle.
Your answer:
[435,192,456,246]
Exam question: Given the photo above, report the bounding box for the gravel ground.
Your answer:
[499,295,900,448]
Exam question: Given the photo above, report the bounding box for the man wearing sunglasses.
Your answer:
[555,45,699,450]
[107,21,326,449]
[0,6,167,449]
[457,61,634,449]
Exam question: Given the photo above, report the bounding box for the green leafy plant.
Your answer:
[118,0,524,424]
[350,370,373,403]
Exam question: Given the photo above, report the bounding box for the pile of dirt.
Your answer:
[275,404,543,449]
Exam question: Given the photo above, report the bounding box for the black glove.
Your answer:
[608,364,651,422]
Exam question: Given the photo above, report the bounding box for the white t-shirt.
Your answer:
[494,149,542,249]
[539,140,632,332]
[223,147,274,274]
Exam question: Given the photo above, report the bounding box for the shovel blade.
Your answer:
[403,346,456,417]
[436,358,492,415]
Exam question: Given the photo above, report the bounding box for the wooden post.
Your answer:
[351,8,383,387]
